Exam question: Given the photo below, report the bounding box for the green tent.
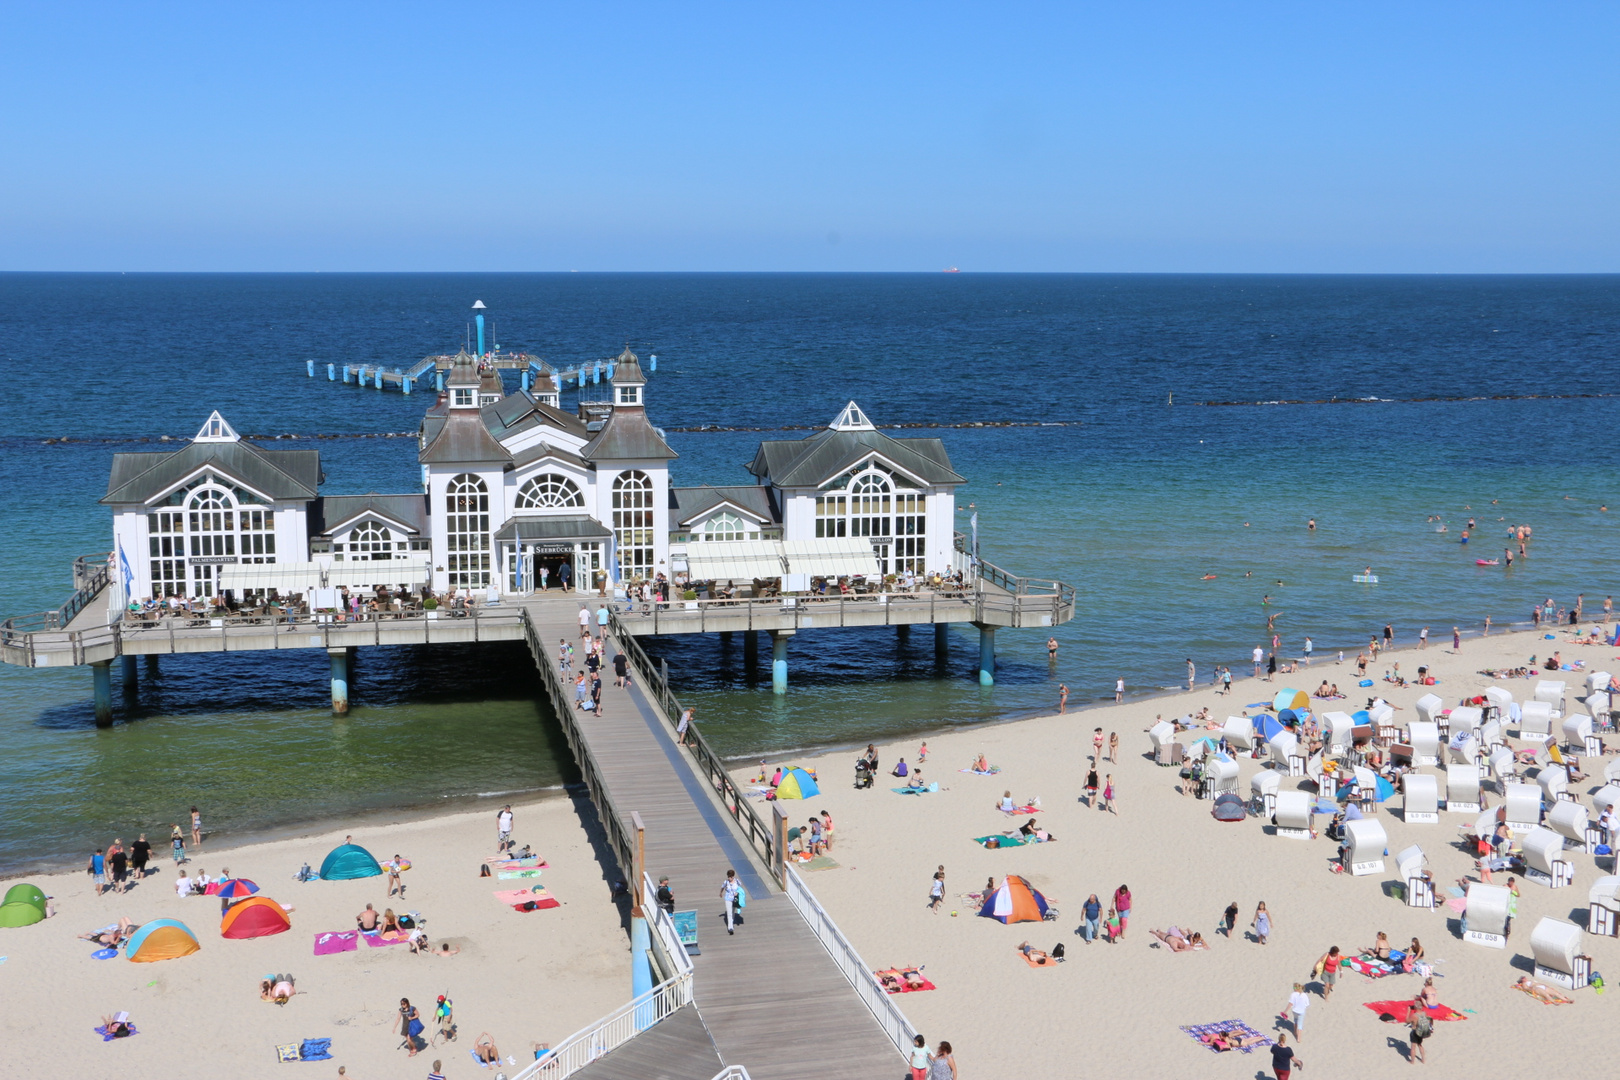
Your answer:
[318,844,381,881]
[3,883,46,912]
[0,902,45,928]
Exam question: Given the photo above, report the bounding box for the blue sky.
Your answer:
[2,3,1615,271]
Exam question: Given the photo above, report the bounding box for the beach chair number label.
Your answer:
[1464,929,1506,949]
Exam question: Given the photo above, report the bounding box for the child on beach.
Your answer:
[929,871,944,912]
[1101,775,1116,815]
[917,742,928,763]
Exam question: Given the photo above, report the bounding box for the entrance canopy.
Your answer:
[218,560,431,593]
[495,515,612,543]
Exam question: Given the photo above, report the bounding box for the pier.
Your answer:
[1,551,1072,1078]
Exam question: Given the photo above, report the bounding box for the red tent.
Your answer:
[220,896,291,939]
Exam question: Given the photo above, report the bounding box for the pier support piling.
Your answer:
[896,623,910,650]
[743,630,758,669]
[769,630,794,695]
[975,623,995,686]
[329,648,350,715]
[935,622,950,663]
[306,359,315,377]
[120,654,137,699]
[92,661,113,727]
[327,362,336,381]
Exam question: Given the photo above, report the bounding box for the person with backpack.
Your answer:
[720,869,742,935]
[1408,997,1432,1064]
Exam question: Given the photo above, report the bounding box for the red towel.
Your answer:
[1364,1001,1466,1023]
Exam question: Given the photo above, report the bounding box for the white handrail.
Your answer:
[643,871,694,977]
[709,1068,754,1080]
[506,971,694,1080]
[782,863,915,1058]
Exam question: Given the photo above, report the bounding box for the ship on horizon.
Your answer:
[942,266,960,273]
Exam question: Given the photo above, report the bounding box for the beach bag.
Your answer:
[480,864,492,877]
[398,914,415,929]
[1411,1011,1432,1039]
[1051,942,1065,960]
[407,1017,424,1038]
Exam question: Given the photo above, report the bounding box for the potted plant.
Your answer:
[683,589,698,609]
[423,597,439,620]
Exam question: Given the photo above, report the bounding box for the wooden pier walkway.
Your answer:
[520,600,901,1080]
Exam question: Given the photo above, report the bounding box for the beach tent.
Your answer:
[1273,689,1309,714]
[774,767,820,800]
[220,896,291,939]
[126,919,200,962]
[319,843,382,881]
[4,883,47,911]
[1254,714,1285,742]
[977,875,1049,924]
[1277,707,1310,727]
[0,902,45,927]
[1211,793,1247,822]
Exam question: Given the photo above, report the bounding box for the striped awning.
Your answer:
[217,560,431,593]
[782,539,881,578]
[683,541,786,582]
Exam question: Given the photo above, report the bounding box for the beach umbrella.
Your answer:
[214,878,260,899]
[1273,689,1310,713]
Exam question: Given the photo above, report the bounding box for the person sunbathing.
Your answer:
[356,903,380,931]
[907,771,926,789]
[972,754,990,773]
[473,1032,502,1063]
[81,917,135,947]
[1199,1030,1265,1051]
[877,971,903,993]
[1315,681,1332,698]
[100,1012,134,1038]
[1514,976,1573,1004]
[900,967,926,989]
[381,908,402,936]
[1365,931,1392,960]
[998,791,1016,811]
[1016,941,1057,965]
[271,974,296,1004]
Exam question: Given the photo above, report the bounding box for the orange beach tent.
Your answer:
[220,896,292,939]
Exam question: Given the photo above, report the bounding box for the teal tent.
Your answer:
[319,844,382,881]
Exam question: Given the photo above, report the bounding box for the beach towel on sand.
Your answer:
[959,766,1001,775]
[973,834,1028,848]
[1344,954,1399,978]
[313,931,359,956]
[494,888,559,910]
[999,805,1041,815]
[892,783,939,794]
[94,1024,138,1041]
[1365,1001,1467,1024]
[1179,1020,1272,1054]
[363,931,409,948]
[874,968,937,993]
[497,869,543,879]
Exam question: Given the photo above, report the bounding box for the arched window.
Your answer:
[350,521,393,560]
[611,471,654,581]
[186,487,234,596]
[848,472,891,538]
[703,512,745,542]
[516,473,584,510]
[445,473,490,587]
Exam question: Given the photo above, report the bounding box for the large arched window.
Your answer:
[516,473,584,510]
[702,512,745,542]
[350,521,393,560]
[612,470,654,581]
[187,487,234,596]
[445,473,490,587]
[848,472,891,538]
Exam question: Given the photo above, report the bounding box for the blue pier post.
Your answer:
[375,368,383,389]
[631,912,654,1027]
[521,368,530,391]
[342,365,353,384]
[327,362,336,381]
[649,353,657,371]
[306,359,315,377]
[975,624,995,685]
[402,370,412,395]
[92,661,113,727]
[475,311,485,357]
[436,370,444,392]
[329,648,350,715]
[770,630,792,694]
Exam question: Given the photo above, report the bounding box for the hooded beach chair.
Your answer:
[1504,781,1544,833]
[1521,701,1554,739]
[1548,800,1595,852]
[1587,671,1613,697]
[1536,680,1567,720]
[1537,765,1570,805]
[1222,715,1254,753]
[1402,774,1439,824]
[1478,716,1504,751]
[1368,702,1396,741]
[1463,882,1511,947]
[1445,763,1481,813]
[1344,818,1387,876]
[1251,768,1281,818]
[1483,686,1514,726]
[1268,731,1303,777]
[1150,721,1181,766]
[1206,754,1240,798]
[1321,711,1355,756]
[1407,721,1440,767]
[1522,826,1574,888]
[1396,845,1433,908]
[1586,691,1611,733]
[1588,876,1620,937]
[1448,706,1482,739]
[1529,917,1591,989]
[1414,694,1445,727]
[1448,730,1481,766]
[1273,790,1313,837]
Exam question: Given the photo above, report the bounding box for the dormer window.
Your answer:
[617,385,639,405]
[480,394,500,407]
[453,388,475,407]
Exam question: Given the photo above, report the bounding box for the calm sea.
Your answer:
[2,273,1617,871]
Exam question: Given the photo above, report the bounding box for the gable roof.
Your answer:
[103,441,321,505]
[483,391,589,441]
[418,409,512,465]
[313,494,430,536]
[670,485,780,526]
[511,440,588,471]
[745,427,963,488]
[581,407,677,462]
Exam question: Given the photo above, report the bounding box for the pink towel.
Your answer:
[313,931,358,955]
[363,931,409,947]
[495,888,559,910]
[1445,897,1468,913]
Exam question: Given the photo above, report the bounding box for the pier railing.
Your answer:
[608,610,779,880]
[518,609,637,887]
[783,863,915,1059]
[0,551,112,638]
[507,970,695,1080]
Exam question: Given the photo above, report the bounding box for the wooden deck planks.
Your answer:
[519,598,900,1080]
[570,1005,723,1080]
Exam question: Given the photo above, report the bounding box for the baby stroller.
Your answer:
[854,759,874,790]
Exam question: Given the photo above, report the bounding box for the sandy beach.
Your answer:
[744,625,1619,1078]
[0,793,630,1078]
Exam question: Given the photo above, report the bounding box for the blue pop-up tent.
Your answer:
[319,844,382,881]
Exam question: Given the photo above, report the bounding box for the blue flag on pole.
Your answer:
[118,543,134,600]
[970,512,979,562]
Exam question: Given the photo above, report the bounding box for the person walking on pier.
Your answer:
[613,650,629,688]
[596,604,610,639]
[558,560,572,593]
[578,605,591,640]
[538,563,549,592]
[720,869,741,935]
